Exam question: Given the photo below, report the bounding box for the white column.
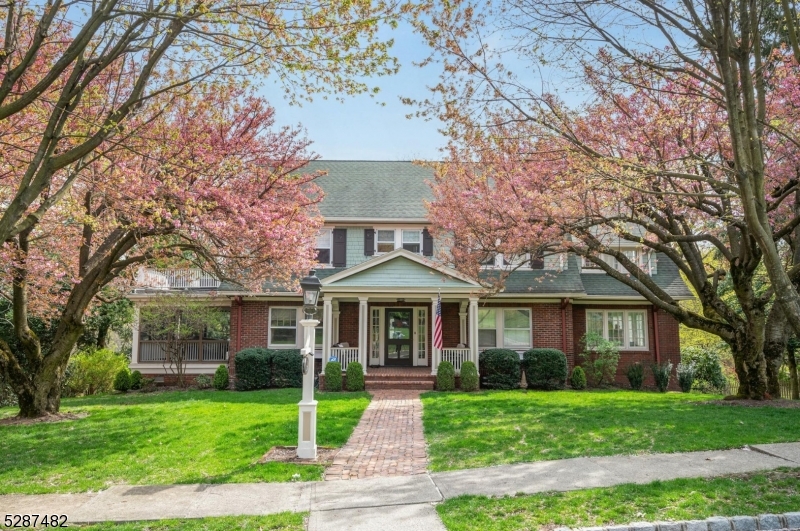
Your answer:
[431,296,440,375]
[332,302,340,344]
[131,305,140,365]
[469,297,479,372]
[297,318,319,460]
[459,301,468,345]
[358,297,369,374]
[322,298,333,372]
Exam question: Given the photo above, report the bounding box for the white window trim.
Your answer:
[477,307,533,350]
[582,248,657,276]
[374,228,424,255]
[316,228,332,267]
[268,307,300,348]
[585,309,649,351]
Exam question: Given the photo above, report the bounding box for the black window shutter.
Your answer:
[332,228,347,267]
[422,228,434,256]
[364,228,375,256]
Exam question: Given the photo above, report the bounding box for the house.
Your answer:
[128,161,692,389]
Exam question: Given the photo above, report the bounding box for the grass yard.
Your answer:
[437,468,800,531]
[422,390,800,471]
[0,389,369,495]
[62,513,306,530]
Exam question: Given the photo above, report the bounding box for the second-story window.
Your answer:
[376,230,396,253]
[402,230,422,253]
[316,229,332,265]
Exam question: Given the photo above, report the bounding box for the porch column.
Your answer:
[469,297,479,372]
[431,296,440,375]
[131,305,140,363]
[322,297,333,372]
[332,302,340,344]
[358,297,369,374]
[459,301,468,345]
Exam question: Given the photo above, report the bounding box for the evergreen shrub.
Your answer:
[213,365,229,390]
[479,349,521,390]
[437,361,456,391]
[652,360,674,392]
[522,348,567,390]
[625,363,645,390]
[130,370,143,391]
[460,361,479,392]
[324,361,342,391]
[677,362,696,393]
[113,369,131,392]
[570,366,587,390]
[270,349,303,388]
[346,362,365,391]
[234,348,272,390]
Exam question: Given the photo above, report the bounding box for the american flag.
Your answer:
[434,293,443,350]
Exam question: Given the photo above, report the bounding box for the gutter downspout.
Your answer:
[652,306,661,363]
[236,296,243,354]
[560,298,570,353]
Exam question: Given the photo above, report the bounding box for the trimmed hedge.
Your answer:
[324,361,342,391]
[522,348,567,390]
[234,348,272,391]
[271,349,303,388]
[214,365,229,391]
[437,361,456,391]
[346,362,365,391]
[113,369,131,393]
[626,363,645,390]
[479,349,521,390]
[570,366,587,390]
[130,370,143,391]
[460,361,479,392]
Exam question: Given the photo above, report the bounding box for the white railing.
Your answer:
[138,340,229,363]
[330,347,359,371]
[442,348,471,374]
[135,268,221,289]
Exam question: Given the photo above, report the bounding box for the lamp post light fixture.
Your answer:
[297,270,321,460]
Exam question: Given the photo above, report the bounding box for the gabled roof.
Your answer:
[303,161,434,221]
[322,248,480,289]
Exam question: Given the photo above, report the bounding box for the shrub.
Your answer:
[677,362,696,393]
[113,369,131,392]
[437,361,456,391]
[141,377,157,392]
[570,366,587,390]
[579,333,620,387]
[129,370,143,391]
[234,348,272,391]
[270,349,303,388]
[65,348,128,396]
[625,363,645,390]
[213,365,229,391]
[346,362,365,391]
[681,346,727,392]
[194,374,212,389]
[522,348,567,390]
[460,361,479,392]
[324,361,342,391]
[479,349,521,390]
[652,360,674,392]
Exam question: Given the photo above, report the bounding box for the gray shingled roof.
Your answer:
[481,255,586,294]
[303,161,433,219]
[579,253,693,298]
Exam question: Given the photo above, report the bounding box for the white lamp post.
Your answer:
[297,270,321,460]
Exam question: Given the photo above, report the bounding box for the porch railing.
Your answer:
[442,348,471,374]
[138,340,229,363]
[330,347,359,371]
[135,268,221,289]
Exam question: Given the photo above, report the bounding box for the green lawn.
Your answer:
[437,469,800,531]
[66,513,305,530]
[422,389,800,471]
[0,389,369,495]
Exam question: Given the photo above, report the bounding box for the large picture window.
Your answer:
[585,309,648,349]
[270,308,298,346]
[478,308,532,349]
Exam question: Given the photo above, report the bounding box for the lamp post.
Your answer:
[297,270,321,459]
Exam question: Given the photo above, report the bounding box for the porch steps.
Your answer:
[363,367,436,391]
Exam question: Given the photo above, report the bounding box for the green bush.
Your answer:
[113,369,131,392]
[579,333,620,386]
[65,348,129,396]
[234,348,272,391]
[681,346,727,392]
[652,360,674,392]
[346,362,365,391]
[522,348,567,390]
[437,361,456,391]
[213,365,229,390]
[460,361,479,392]
[570,366,587,390]
[194,374,212,389]
[677,362,695,393]
[270,349,303,388]
[479,349,521,390]
[625,363,645,390]
[129,370,143,391]
[324,361,342,391]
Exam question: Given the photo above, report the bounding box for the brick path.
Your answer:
[324,390,428,480]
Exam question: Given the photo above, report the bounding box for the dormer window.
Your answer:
[316,229,332,265]
[376,230,396,253]
[402,230,422,253]
[373,228,425,255]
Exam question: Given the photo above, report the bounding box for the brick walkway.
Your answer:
[324,390,428,480]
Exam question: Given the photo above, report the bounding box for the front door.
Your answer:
[385,308,413,366]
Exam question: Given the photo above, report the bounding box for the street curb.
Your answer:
[555,513,800,531]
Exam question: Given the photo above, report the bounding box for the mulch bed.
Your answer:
[0,411,88,426]
[701,398,800,408]
[259,446,340,465]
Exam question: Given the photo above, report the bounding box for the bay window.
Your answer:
[585,309,648,349]
[477,308,532,349]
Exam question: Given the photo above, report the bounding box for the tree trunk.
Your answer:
[728,320,769,399]
[14,353,68,418]
[764,306,789,398]
[788,343,800,400]
[96,322,110,349]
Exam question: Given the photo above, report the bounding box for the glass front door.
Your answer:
[385,309,413,366]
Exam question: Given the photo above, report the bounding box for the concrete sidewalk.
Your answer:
[2,443,799,530]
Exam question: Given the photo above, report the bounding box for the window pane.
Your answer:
[587,311,603,336]
[315,327,324,346]
[481,254,496,266]
[271,328,296,345]
[628,312,646,348]
[504,309,530,329]
[271,308,297,327]
[403,243,421,253]
[503,329,530,348]
[402,230,421,243]
[316,248,330,264]
[607,312,624,346]
[377,230,394,242]
[377,242,394,253]
[316,230,331,248]
[478,308,496,328]
[478,329,497,348]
